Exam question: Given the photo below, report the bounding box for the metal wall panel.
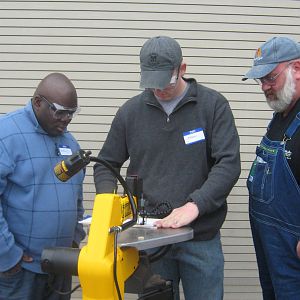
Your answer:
[1,1,300,299]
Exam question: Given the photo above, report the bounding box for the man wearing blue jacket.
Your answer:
[0,73,86,300]
[94,36,240,300]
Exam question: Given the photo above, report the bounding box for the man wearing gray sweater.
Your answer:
[94,36,240,300]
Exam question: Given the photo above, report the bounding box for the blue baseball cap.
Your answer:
[139,36,182,90]
[242,36,300,81]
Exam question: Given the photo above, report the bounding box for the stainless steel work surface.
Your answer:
[118,227,193,250]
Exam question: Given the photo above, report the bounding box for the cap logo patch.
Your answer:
[254,47,263,61]
[148,53,159,66]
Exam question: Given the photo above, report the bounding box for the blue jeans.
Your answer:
[0,267,71,300]
[250,215,300,300]
[149,232,224,300]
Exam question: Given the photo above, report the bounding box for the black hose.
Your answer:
[90,156,137,230]
[113,229,123,300]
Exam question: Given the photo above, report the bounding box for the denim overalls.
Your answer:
[247,112,300,300]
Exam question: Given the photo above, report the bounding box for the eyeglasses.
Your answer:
[168,65,181,88]
[255,62,292,86]
[37,94,80,120]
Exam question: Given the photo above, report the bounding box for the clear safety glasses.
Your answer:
[38,94,80,120]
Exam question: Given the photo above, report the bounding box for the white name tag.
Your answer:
[183,128,205,145]
[58,145,72,156]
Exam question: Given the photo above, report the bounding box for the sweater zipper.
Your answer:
[147,102,170,123]
[147,97,194,124]
[167,98,195,123]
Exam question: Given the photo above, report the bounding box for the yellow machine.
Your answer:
[42,150,174,300]
[78,193,139,300]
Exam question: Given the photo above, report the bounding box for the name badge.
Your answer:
[58,145,72,156]
[183,128,205,145]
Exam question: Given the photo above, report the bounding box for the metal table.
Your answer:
[118,226,193,250]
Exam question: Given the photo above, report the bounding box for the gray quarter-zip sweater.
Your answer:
[94,78,240,240]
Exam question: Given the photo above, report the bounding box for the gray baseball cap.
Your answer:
[139,36,182,90]
[243,36,300,81]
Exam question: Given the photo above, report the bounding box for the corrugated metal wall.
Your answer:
[1,1,300,299]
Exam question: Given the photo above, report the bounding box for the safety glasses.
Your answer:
[37,94,80,120]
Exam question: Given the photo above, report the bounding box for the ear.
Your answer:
[32,95,42,111]
[292,60,300,80]
[180,62,187,77]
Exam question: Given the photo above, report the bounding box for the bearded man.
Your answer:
[243,36,300,300]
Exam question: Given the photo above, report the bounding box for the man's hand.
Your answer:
[296,241,300,259]
[22,254,33,263]
[155,202,199,228]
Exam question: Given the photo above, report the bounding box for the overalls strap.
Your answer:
[285,112,300,139]
[267,112,276,131]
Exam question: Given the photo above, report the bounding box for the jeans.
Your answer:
[149,232,224,300]
[0,267,71,300]
[250,214,300,300]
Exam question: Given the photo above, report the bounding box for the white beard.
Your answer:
[266,68,295,112]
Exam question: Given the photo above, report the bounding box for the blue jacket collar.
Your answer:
[24,100,69,135]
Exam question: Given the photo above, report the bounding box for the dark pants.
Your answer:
[0,268,72,300]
